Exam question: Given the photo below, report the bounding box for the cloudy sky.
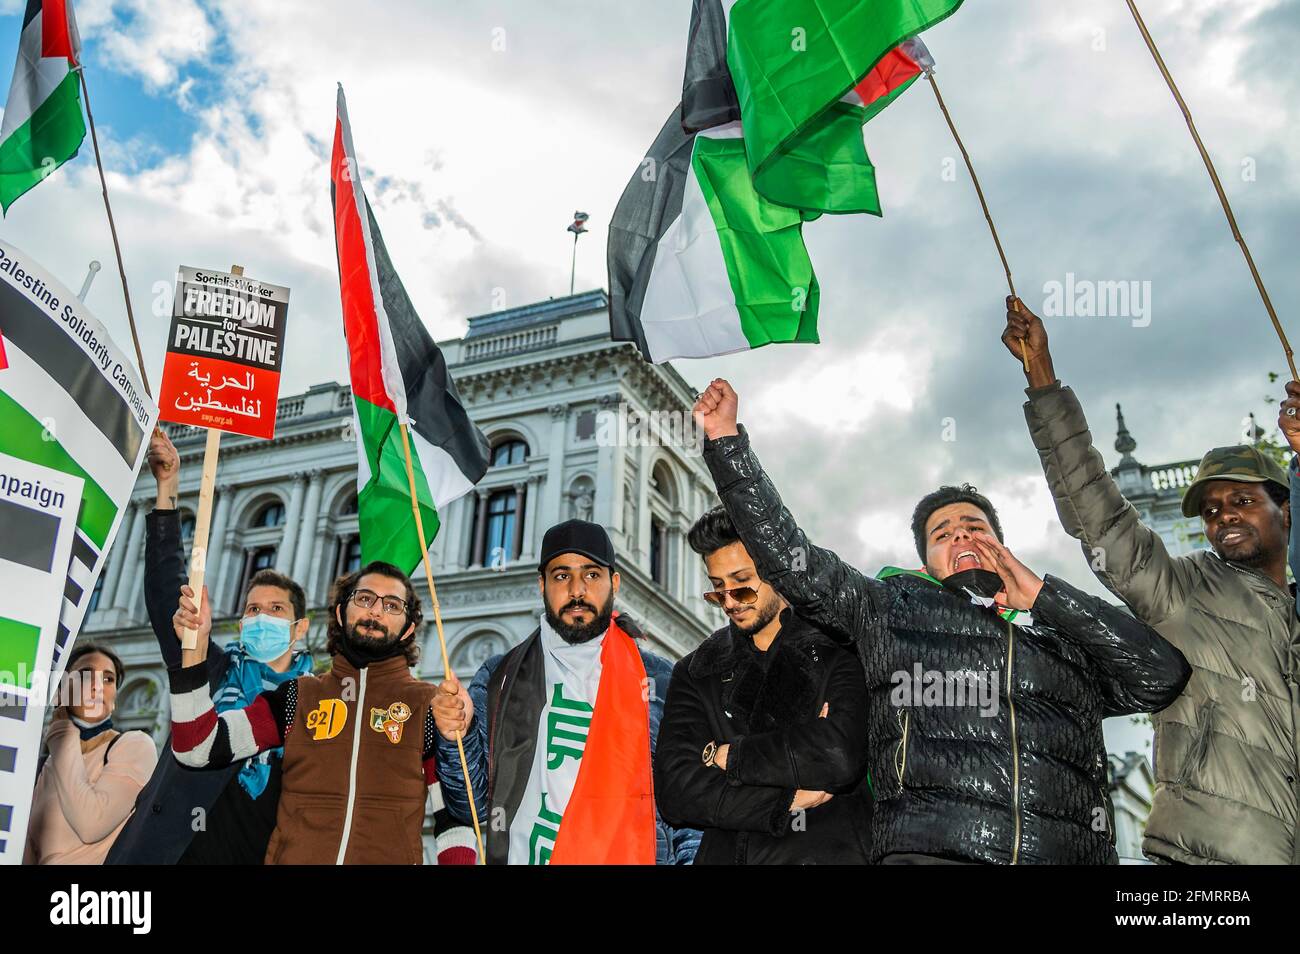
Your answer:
[3,0,1295,761]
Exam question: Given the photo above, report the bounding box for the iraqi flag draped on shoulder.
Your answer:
[0,0,85,213]
[330,86,489,574]
[683,0,961,215]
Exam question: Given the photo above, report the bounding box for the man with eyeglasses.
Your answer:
[430,519,699,864]
[108,428,316,866]
[165,560,454,864]
[653,506,873,864]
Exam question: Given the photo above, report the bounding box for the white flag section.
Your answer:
[0,453,83,864]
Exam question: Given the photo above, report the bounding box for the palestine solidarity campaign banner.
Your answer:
[158,266,291,440]
[0,240,158,863]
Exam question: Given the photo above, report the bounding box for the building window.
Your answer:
[180,510,196,543]
[576,410,596,441]
[341,493,359,516]
[650,517,667,585]
[485,490,519,564]
[88,573,106,612]
[337,535,363,577]
[253,502,286,528]
[491,439,527,467]
[237,546,278,611]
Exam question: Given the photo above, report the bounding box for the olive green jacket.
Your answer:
[1025,381,1300,864]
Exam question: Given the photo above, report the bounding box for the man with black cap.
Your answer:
[431,519,699,864]
[1006,297,1300,864]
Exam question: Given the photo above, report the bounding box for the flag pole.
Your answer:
[569,231,579,296]
[1123,0,1296,380]
[77,68,152,396]
[924,69,1028,373]
[397,420,487,864]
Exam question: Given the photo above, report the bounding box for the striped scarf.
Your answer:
[214,643,313,799]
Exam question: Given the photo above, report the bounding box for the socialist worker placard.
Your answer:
[157,266,291,439]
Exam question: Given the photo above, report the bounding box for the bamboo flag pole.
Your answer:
[178,266,239,649]
[1123,0,1296,381]
[923,67,1028,373]
[397,420,487,863]
[78,67,152,396]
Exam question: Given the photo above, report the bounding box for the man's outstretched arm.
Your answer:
[694,379,882,643]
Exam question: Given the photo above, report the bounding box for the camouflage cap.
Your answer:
[1180,444,1290,518]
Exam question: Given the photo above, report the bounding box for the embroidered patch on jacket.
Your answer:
[370,701,411,744]
[306,699,347,740]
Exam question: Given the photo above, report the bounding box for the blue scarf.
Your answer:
[71,714,113,741]
[214,643,313,799]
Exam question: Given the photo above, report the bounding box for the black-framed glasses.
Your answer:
[349,589,408,617]
[702,586,759,607]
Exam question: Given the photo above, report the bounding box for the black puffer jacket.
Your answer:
[703,426,1192,864]
[655,610,872,864]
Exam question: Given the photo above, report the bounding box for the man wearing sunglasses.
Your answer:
[654,506,872,864]
[165,560,452,864]
[693,378,1191,864]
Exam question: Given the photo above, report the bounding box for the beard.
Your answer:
[546,591,615,645]
[342,617,410,663]
[729,591,783,638]
[1216,536,1267,568]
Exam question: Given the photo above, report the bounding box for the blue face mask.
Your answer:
[240,614,295,663]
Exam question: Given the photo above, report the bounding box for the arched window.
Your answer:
[485,490,519,565]
[236,546,278,612]
[180,510,196,543]
[253,501,286,528]
[340,493,359,516]
[491,439,528,467]
[650,461,676,508]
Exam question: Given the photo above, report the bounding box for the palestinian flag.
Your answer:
[330,86,489,574]
[608,109,819,364]
[681,0,962,215]
[0,0,85,214]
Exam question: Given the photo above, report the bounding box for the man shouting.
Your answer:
[692,378,1190,864]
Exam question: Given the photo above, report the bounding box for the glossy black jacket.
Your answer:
[703,426,1192,864]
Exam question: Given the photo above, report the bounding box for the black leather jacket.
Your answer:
[703,426,1192,864]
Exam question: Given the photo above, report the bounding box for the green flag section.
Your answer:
[724,0,963,214]
[0,0,86,213]
[352,396,442,574]
[331,87,490,574]
[608,113,818,364]
[605,111,811,363]
[0,615,41,689]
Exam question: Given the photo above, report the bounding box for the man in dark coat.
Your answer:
[655,505,872,864]
[691,378,1192,864]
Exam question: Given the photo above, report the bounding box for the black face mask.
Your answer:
[338,618,413,669]
[941,568,1005,601]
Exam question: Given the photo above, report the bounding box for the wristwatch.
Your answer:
[702,740,718,767]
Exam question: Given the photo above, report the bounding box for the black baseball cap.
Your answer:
[537,519,616,574]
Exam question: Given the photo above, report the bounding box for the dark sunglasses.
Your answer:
[702,586,759,607]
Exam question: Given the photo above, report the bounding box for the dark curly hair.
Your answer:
[327,561,423,666]
[911,484,1004,562]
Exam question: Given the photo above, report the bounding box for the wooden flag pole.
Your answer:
[397,420,487,863]
[78,68,152,397]
[1123,0,1296,381]
[179,264,241,649]
[924,69,1028,373]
